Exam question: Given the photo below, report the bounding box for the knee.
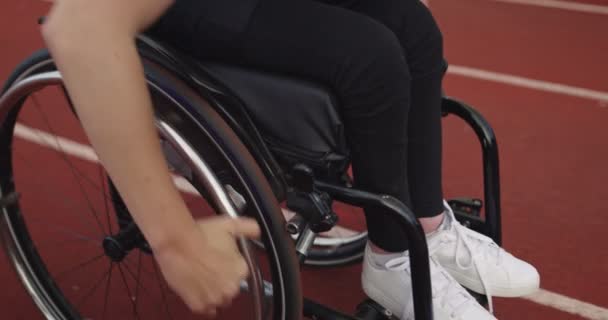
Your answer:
[333,20,411,134]
[401,0,446,76]
[335,19,411,96]
[359,0,446,76]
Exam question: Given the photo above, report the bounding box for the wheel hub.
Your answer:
[102,237,127,262]
[102,223,142,262]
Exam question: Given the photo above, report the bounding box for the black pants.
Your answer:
[150,0,446,252]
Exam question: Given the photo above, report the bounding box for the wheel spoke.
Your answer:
[37,237,99,249]
[13,150,104,238]
[12,119,107,200]
[153,259,173,320]
[134,251,142,313]
[28,219,100,244]
[118,253,167,317]
[100,166,113,234]
[54,253,106,281]
[123,254,154,277]
[11,121,104,196]
[121,258,157,306]
[75,261,113,309]
[102,263,115,320]
[117,264,140,319]
[30,95,107,236]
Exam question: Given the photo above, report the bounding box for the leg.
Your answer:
[149,1,530,318]
[238,0,421,255]
[150,0,414,252]
[153,2,492,318]
[339,0,540,312]
[343,0,447,226]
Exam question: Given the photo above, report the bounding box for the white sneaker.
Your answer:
[362,244,496,320]
[428,200,540,310]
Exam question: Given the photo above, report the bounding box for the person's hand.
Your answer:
[153,215,261,316]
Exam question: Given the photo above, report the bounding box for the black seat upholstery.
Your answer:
[201,63,350,175]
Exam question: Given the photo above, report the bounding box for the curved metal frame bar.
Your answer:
[314,181,433,320]
[441,96,502,245]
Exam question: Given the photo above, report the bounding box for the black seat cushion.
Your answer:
[201,63,350,175]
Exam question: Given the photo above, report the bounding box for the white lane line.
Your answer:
[490,0,608,15]
[14,123,99,163]
[523,289,608,320]
[448,65,608,103]
[14,123,198,195]
[11,122,608,319]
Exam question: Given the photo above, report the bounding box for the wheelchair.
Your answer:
[0,34,501,320]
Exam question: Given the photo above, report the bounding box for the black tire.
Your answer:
[0,49,302,320]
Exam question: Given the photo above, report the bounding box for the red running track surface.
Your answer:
[0,0,606,319]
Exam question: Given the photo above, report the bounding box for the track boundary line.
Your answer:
[448,65,608,103]
[490,0,608,15]
[12,123,608,319]
[13,123,199,195]
[523,289,608,320]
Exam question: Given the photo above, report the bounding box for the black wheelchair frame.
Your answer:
[136,37,502,320]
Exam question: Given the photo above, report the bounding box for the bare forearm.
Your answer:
[43,0,194,249]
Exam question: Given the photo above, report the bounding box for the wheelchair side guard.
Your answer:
[441,97,502,245]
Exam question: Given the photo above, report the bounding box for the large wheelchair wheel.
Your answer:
[0,50,301,320]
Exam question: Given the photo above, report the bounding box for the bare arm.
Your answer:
[42,0,259,314]
[43,0,190,250]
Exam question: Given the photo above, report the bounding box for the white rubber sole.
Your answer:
[444,266,541,298]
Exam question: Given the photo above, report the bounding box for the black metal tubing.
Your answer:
[441,96,502,245]
[304,298,361,320]
[313,181,433,320]
[303,298,392,320]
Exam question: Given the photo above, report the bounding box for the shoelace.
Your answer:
[385,254,474,319]
[443,200,499,313]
